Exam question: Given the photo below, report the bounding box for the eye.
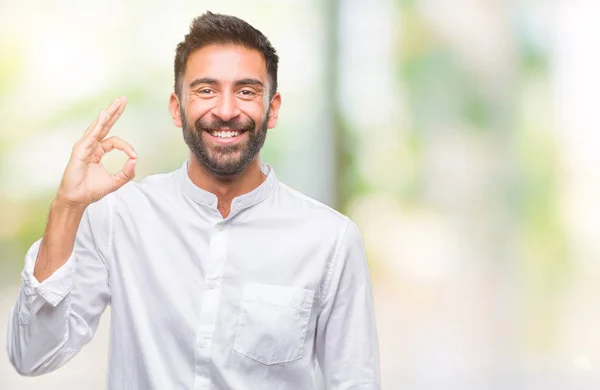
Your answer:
[192,88,214,96]
[238,89,257,97]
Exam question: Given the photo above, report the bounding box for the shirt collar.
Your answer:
[179,160,278,211]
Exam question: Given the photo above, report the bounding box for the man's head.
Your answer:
[169,12,282,177]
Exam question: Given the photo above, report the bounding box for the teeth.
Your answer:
[212,131,239,138]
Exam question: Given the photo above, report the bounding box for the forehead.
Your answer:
[184,44,268,86]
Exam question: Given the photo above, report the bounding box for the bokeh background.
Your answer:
[1,0,600,388]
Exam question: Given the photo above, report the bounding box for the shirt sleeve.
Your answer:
[316,219,381,389]
[6,196,112,376]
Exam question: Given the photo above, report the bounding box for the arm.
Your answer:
[33,200,86,283]
[6,96,136,375]
[316,220,381,389]
[7,199,112,375]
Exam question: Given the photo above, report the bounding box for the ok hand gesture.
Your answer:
[56,96,137,209]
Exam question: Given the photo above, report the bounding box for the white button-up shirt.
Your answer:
[7,161,380,389]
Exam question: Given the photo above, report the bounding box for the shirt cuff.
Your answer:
[20,239,76,313]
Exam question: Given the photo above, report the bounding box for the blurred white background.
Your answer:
[2,0,600,389]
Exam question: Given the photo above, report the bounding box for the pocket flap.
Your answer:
[242,282,314,309]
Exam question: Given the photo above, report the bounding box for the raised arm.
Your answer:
[7,97,136,375]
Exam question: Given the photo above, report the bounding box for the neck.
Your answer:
[187,153,266,218]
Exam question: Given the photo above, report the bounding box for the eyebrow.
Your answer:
[234,78,264,89]
[189,78,218,89]
[188,77,265,90]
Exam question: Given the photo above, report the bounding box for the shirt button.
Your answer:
[206,280,216,289]
[197,340,205,348]
[215,223,224,231]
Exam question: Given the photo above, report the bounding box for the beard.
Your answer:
[181,108,269,177]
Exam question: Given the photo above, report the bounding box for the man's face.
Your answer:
[170,44,281,177]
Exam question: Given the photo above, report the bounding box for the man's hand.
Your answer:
[55,96,137,209]
[33,97,136,282]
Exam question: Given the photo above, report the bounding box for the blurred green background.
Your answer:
[2,0,600,388]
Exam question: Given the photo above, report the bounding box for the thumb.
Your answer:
[110,158,137,192]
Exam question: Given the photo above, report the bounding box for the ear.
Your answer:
[267,92,282,129]
[169,92,183,128]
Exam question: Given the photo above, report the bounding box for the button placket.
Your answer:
[206,279,217,290]
[193,221,229,386]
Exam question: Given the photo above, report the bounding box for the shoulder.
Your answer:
[273,181,356,234]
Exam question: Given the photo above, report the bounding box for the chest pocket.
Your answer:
[233,282,315,365]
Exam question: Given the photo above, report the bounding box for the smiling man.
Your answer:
[7,12,380,389]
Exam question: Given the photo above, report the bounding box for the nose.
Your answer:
[212,92,241,122]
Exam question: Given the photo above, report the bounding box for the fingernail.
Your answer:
[131,150,137,158]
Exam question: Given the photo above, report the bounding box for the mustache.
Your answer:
[195,116,255,133]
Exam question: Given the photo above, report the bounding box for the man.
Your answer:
[7,12,380,389]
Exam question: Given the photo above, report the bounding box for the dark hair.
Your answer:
[174,12,279,99]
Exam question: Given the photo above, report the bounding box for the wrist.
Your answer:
[51,197,88,216]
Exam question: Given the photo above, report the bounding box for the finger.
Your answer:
[110,158,136,192]
[81,109,104,140]
[87,109,111,141]
[72,110,107,159]
[100,136,137,159]
[91,97,125,140]
[82,97,121,139]
[80,109,106,142]
[82,117,100,139]
[98,96,127,140]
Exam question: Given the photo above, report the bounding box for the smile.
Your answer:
[204,128,248,144]
[206,129,245,138]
